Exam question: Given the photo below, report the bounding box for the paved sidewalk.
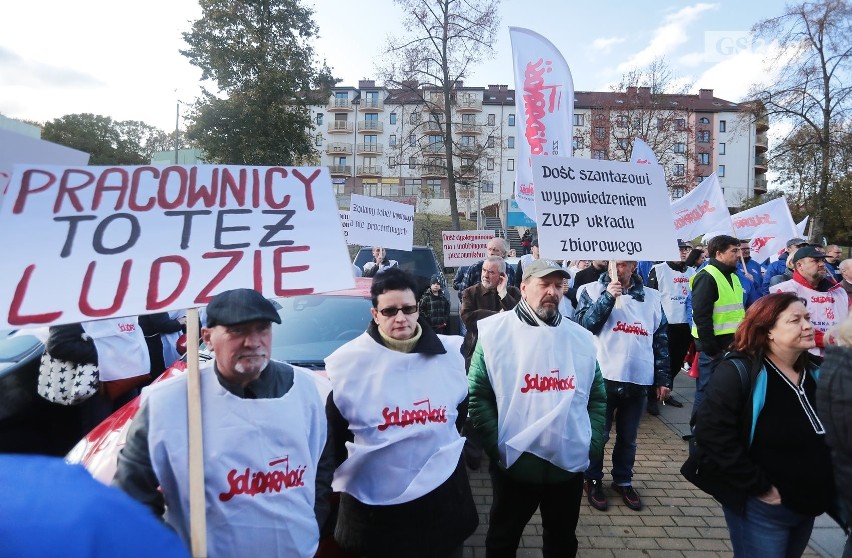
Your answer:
[462,373,846,557]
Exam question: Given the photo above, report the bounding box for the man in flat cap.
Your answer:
[115,289,334,558]
[468,259,606,557]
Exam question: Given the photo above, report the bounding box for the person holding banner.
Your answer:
[737,239,764,285]
[773,246,849,357]
[574,261,670,512]
[362,246,398,277]
[324,268,478,558]
[690,235,745,415]
[115,289,334,558]
[468,259,606,557]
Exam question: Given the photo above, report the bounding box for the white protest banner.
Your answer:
[347,193,414,250]
[441,230,494,266]
[510,27,574,221]
[731,196,798,262]
[669,174,731,242]
[797,215,809,236]
[0,164,353,329]
[0,129,89,199]
[532,155,680,262]
[339,210,354,244]
[630,138,658,165]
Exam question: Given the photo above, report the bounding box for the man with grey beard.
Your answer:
[115,289,334,557]
[468,259,606,557]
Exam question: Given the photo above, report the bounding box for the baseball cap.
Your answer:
[791,245,827,265]
[677,239,692,248]
[522,259,570,281]
[786,237,808,248]
[205,288,282,327]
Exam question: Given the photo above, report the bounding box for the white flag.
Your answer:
[796,215,809,236]
[510,27,574,222]
[669,174,731,241]
[630,139,658,165]
[731,197,798,262]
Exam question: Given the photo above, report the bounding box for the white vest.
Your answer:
[774,279,850,357]
[651,263,695,324]
[82,317,149,381]
[147,363,327,558]
[324,333,466,505]
[582,282,664,386]
[477,311,597,472]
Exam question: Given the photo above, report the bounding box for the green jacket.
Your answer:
[467,340,607,484]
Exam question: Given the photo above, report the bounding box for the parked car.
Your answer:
[66,279,375,484]
[353,245,460,333]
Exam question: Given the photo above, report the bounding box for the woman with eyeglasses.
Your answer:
[690,293,835,557]
[324,267,477,558]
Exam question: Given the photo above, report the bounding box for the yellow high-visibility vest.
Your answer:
[691,265,745,338]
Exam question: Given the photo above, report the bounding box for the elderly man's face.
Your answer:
[486,239,507,258]
[481,259,502,290]
[521,273,563,320]
[203,321,272,386]
[615,261,637,285]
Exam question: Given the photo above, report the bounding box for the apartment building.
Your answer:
[310,80,768,219]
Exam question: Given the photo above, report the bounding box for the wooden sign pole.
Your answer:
[185,307,207,558]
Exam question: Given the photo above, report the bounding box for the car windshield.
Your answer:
[269,294,373,366]
[0,333,41,362]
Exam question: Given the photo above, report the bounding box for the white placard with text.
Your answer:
[347,193,414,251]
[441,230,495,266]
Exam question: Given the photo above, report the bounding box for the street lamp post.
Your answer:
[174,101,180,164]
[351,97,360,193]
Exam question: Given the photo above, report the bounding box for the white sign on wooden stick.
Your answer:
[441,230,495,266]
[0,164,353,329]
[347,193,414,250]
[532,155,680,262]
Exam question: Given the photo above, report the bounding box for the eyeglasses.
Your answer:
[377,305,419,317]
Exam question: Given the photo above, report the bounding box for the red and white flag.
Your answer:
[510,27,574,221]
[669,173,730,241]
[630,139,658,165]
[731,197,798,262]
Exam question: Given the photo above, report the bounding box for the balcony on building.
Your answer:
[357,121,384,133]
[754,175,768,194]
[356,143,383,155]
[456,122,481,134]
[756,114,769,132]
[754,153,768,174]
[328,165,352,177]
[456,143,481,155]
[755,131,768,152]
[359,98,384,111]
[422,121,443,133]
[328,121,354,134]
[457,165,478,179]
[327,98,353,112]
[424,143,446,155]
[357,165,383,177]
[455,98,482,112]
[326,142,353,155]
[420,162,446,178]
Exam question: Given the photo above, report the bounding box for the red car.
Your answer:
[66,279,374,484]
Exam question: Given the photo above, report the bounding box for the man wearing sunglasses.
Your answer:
[324,267,477,557]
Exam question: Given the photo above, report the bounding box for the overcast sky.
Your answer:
[1,0,788,132]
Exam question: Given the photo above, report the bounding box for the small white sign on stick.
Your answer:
[533,155,680,262]
[347,194,414,251]
[441,230,495,266]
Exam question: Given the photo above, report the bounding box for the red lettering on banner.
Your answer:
[195,250,244,304]
[93,168,129,211]
[129,167,158,211]
[218,456,307,503]
[56,169,96,213]
[13,170,56,214]
[265,167,290,209]
[673,276,690,283]
[520,368,576,393]
[519,183,534,196]
[292,169,319,211]
[523,58,563,156]
[79,260,132,317]
[674,200,715,230]
[158,167,188,210]
[812,295,835,304]
[147,255,191,310]
[751,237,773,252]
[118,322,136,332]
[612,320,649,336]
[220,168,246,208]
[7,265,63,325]
[187,166,217,208]
[273,245,313,296]
[733,213,776,229]
[378,398,448,431]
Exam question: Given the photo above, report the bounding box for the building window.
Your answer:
[699,116,710,124]
[315,134,322,146]
[573,136,584,150]
[507,158,514,171]
[316,113,323,125]
[507,136,515,149]
[698,130,710,143]
[632,116,642,129]
[698,153,710,165]
[487,113,495,126]
[389,157,396,168]
[508,114,516,126]
[656,118,668,131]
[363,182,379,197]
[460,135,475,147]
[426,179,441,198]
[409,112,419,124]
[616,115,627,128]
[718,164,726,177]
[674,164,685,176]
[674,118,686,131]
[573,114,584,126]
[403,179,420,195]
[674,142,686,154]
[482,180,494,193]
[593,149,606,160]
[719,120,726,132]
[409,156,416,169]
[719,142,726,155]
[487,158,494,171]
[390,112,397,125]
[389,134,396,146]
[334,183,346,195]
[616,138,628,149]
[487,136,495,148]
[594,127,606,140]
[409,134,416,147]
[671,187,685,199]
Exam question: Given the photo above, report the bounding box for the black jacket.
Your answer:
[816,346,852,527]
[691,259,740,355]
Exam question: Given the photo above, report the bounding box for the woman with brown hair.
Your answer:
[692,292,833,557]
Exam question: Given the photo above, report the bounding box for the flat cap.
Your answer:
[522,259,570,281]
[206,289,282,327]
[786,237,808,248]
